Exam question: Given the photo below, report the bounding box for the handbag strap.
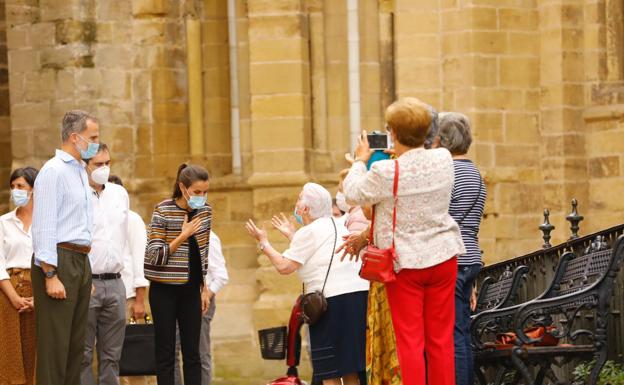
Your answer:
[301,217,338,295]
[320,217,338,295]
[368,159,399,247]
[456,177,483,227]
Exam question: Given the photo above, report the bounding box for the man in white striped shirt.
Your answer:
[31,110,100,385]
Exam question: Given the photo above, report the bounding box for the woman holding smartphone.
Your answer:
[342,98,464,385]
[145,163,212,385]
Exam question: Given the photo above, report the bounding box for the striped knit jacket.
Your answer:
[144,199,212,284]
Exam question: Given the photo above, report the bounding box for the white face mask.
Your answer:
[335,191,351,213]
[11,189,30,207]
[91,165,110,186]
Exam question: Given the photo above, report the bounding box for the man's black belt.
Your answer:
[92,273,121,280]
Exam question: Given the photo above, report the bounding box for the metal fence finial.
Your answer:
[566,199,584,240]
[539,209,555,248]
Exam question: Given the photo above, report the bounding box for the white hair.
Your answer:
[300,183,332,220]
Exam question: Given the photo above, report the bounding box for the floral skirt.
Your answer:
[366,282,402,385]
[0,268,36,385]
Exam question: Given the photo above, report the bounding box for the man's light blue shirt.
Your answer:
[32,149,93,267]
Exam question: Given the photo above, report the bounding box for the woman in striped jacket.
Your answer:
[145,163,212,385]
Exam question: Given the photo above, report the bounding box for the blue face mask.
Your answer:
[293,207,304,225]
[188,195,206,210]
[77,134,99,159]
[184,187,206,210]
[11,189,30,207]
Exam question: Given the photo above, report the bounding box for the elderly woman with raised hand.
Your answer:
[245,183,369,385]
[437,112,487,385]
[342,97,465,385]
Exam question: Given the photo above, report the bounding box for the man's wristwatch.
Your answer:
[44,269,58,279]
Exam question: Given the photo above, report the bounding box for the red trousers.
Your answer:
[386,257,457,385]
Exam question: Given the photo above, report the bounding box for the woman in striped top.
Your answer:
[437,112,487,385]
[145,163,212,385]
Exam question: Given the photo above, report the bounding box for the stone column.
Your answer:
[247,0,313,379]
[378,0,395,112]
[5,0,191,218]
[436,0,542,259]
[7,0,96,169]
[467,1,542,258]
[195,2,267,382]
[130,0,190,216]
[324,0,350,161]
[0,0,10,212]
[307,0,332,176]
[247,0,311,186]
[582,0,624,232]
[359,0,383,138]
[201,1,233,177]
[394,0,442,105]
[537,0,589,244]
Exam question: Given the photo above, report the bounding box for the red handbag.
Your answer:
[359,159,399,283]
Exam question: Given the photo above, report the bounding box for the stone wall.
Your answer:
[582,0,624,234]
[390,0,624,260]
[6,0,180,216]
[0,0,8,212]
[381,0,539,262]
[3,0,624,384]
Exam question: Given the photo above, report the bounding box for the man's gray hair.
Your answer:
[423,105,439,149]
[61,110,98,142]
[300,182,333,220]
[437,111,473,155]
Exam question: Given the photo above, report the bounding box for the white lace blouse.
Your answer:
[343,148,465,270]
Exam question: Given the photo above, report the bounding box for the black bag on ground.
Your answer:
[119,317,157,376]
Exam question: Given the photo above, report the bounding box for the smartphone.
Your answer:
[367,132,389,150]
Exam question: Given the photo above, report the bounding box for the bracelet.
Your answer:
[258,241,269,251]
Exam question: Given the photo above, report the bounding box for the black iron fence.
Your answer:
[477,202,624,375]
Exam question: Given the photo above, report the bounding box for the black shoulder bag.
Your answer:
[298,218,338,326]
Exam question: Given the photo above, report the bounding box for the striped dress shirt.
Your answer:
[145,199,211,284]
[32,149,93,267]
